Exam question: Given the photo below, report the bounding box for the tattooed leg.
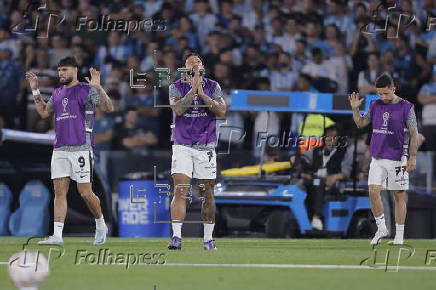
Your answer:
[197,179,216,223]
[53,177,70,222]
[77,183,103,219]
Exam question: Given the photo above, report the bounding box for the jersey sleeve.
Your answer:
[362,100,374,122]
[88,87,100,106]
[169,83,182,105]
[406,106,417,128]
[212,82,224,99]
[362,107,371,121]
[46,95,53,109]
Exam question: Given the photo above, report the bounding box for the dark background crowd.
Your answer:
[1,0,436,153]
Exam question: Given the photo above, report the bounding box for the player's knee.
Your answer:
[393,191,405,202]
[54,189,68,198]
[200,181,215,201]
[368,186,381,197]
[78,188,93,199]
[174,183,191,197]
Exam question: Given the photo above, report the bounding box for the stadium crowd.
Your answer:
[0,0,436,152]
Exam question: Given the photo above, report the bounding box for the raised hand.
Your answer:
[192,65,201,89]
[348,92,364,110]
[25,72,39,90]
[85,68,101,89]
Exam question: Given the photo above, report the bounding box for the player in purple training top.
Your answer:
[167,53,226,250]
[26,57,113,245]
[349,72,419,245]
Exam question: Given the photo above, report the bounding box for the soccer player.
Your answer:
[26,57,113,245]
[167,53,226,250]
[349,72,418,245]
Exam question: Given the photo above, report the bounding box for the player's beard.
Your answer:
[60,76,73,85]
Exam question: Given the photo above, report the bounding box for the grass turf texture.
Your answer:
[0,237,435,290]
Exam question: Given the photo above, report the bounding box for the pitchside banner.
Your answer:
[118,180,170,238]
[229,90,378,113]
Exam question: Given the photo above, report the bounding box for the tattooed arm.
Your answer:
[96,86,114,113]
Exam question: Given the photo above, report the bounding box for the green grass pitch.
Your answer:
[1,237,435,290]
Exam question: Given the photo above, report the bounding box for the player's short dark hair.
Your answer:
[183,52,203,65]
[57,56,79,68]
[375,72,394,88]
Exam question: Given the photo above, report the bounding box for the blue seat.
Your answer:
[0,183,13,236]
[9,180,50,237]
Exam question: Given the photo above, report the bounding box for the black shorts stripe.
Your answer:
[89,151,94,183]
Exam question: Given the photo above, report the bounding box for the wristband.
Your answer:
[32,89,41,96]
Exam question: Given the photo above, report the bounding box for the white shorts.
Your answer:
[171,145,216,179]
[368,156,409,190]
[51,150,94,183]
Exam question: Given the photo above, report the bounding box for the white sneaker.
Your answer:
[370,228,389,245]
[311,216,323,231]
[38,235,64,245]
[94,224,108,245]
[392,236,404,245]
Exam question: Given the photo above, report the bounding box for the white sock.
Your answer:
[375,214,387,231]
[395,224,404,239]
[54,222,64,238]
[172,221,182,238]
[204,223,215,242]
[95,215,105,230]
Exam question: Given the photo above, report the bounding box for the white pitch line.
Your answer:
[156,263,436,270]
[1,261,436,270]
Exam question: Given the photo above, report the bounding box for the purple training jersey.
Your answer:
[52,82,95,148]
[369,98,414,161]
[171,77,218,146]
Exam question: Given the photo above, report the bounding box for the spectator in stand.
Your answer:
[27,49,57,130]
[418,66,436,151]
[294,38,309,72]
[94,103,114,153]
[49,33,71,69]
[358,51,382,94]
[274,14,300,56]
[189,0,217,49]
[0,43,24,129]
[302,48,336,87]
[324,0,354,49]
[305,19,332,58]
[350,17,376,74]
[329,41,352,93]
[394,33,419,104]
[269,52,297,91]
[112,106,157,151]
[240,45,267,89]
[71,44,92,83]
